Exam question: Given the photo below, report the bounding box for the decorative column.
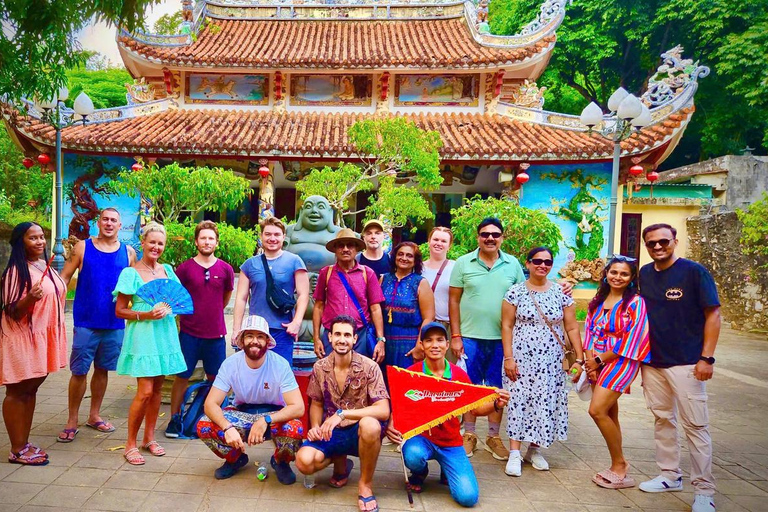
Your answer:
[258,158,275,219]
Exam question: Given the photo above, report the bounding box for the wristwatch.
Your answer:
[594,355,604,367]
[335,408,345,420]
[376,336,386,344]
[699,356,716,365]
[263,415,272,425]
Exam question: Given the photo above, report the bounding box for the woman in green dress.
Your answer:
[114,222,187,465]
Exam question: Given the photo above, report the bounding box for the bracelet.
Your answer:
[503,356,515,361]
[135,312,140,321]
[222,424,234,433]
[574,359,584,365]
[451,334,463,338]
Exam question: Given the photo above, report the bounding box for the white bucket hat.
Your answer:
[233,315,276,350]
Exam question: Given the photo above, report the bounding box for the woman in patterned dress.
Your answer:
[113,222,187,465]
[380,242,435,369]
[1,222,67,466]
[501,247,583,477]
[583,255,650,489]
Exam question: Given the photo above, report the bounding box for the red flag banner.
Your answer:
[387,366,499,441]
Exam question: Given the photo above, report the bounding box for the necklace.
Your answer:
[140,260,159,275]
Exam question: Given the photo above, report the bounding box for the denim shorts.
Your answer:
[462,337,504,388]
[302,420,387,458]
[177,331,227,379]
[70,327,124,375]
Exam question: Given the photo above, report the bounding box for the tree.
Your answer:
[737,192,768,272]
[0,127,53,226]
[0,0,160,101]
[153,10,184,35]
[65,67,133,110]
[296,117,443,228]
[109,162,253,224]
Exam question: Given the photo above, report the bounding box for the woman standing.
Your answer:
[583,255,650,489]
[421,227,455,335]
[381,242,435,368]
[501,247,583,477]
[114,222,186,465]
[1,222,67,465]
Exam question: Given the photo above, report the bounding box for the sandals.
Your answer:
[86,420,115,433]
[124,448,145,466]
[407,468,429,493]
[142,440,166,457]
[57,428,79,443]
[358,495,378,512]
[592,469,636,489]
[9,444,49,466]
[329,458,354,488]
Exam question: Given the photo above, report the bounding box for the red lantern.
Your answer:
[516,172,530,184]
[131,162,143,171]
[22,157,34,169]
[37,154,50,165]
[629,165,643,176]
[646,171,659,183]
[258,165,270,178]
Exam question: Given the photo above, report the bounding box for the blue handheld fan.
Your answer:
[135,279,194,315]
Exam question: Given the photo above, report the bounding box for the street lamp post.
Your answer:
[579,88,651,256]
[35,88,95,273]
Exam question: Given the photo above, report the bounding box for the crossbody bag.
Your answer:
[528,287,576,371]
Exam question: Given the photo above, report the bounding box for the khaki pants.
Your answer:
[641,364,715,496]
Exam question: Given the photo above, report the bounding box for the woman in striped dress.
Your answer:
[583,255,650,490]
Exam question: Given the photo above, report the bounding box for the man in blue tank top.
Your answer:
[58,208,135,442]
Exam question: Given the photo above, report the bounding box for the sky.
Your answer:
[75,2,177,68]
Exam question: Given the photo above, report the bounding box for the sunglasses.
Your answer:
[529,258,553,267]
[204,269,210,282]
[644,238,673,249]
[610,254,637,263]
[478,232,503,239]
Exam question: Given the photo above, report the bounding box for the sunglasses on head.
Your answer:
[529,258,553,267]
[644,238,673,249]
[479,231,502,239]
[204,269,210,282]
[609,254,637,263]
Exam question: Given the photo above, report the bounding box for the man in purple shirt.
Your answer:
[165,221,235,438]
[312,229,386,363]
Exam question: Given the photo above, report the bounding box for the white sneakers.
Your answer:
[692,494,716,512]
[505,449,548,477]
[639,475,683,493]
[505,454,523,477]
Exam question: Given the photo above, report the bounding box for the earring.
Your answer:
[602,277,608,284]
[628,281,635,288]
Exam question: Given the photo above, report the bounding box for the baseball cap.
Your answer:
[420,321,448,340]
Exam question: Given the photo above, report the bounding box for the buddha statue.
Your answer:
[285,195,342,272]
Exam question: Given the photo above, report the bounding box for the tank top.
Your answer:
[73,239,129,329]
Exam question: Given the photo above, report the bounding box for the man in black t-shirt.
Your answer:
[357,219,391,278]
[637,223,720,512]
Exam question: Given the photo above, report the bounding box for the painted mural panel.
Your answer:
[395,74,479,106]
[289,74,372,106]
[519,163,611,289]
[185,73,269,105]
[63,154,141,251]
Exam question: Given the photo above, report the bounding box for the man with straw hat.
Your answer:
[196,315,305,484]
[313,228,386,362]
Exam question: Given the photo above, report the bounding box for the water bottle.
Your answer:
[303,474,316,489]
[256,461,268,481]
[563,367,578,392]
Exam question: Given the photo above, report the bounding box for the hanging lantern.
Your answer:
[22,157,34,169]
[258,164,270,178]
[646,171,659,183]
[37,154,51,165]
[131,162,143,171]
[629,164,643,176]
[516,172,530,184]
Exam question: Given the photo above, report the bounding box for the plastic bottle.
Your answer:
[256,462,268,481]
[563,367,578,392]
[303,474,316,489]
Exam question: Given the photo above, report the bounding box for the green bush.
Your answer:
[161,221,259,269]
[737,192,768,270]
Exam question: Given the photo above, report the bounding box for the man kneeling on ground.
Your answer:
[387,322,510,507]
[296,315,390,512]
[197,315,305,484]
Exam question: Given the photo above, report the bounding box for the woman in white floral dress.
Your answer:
[501,247,584,477]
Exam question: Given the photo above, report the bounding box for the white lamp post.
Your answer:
[580,88,651,256]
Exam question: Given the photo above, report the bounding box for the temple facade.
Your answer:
[1,0,708,287]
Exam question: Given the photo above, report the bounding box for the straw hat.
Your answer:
[232,315,276,350]
[325,228,366,252]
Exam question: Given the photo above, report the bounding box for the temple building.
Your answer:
[1,0,708,287]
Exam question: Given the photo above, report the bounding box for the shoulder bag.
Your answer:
[528,287,576,371]
[430,260,449,293]
[261,254,297,316]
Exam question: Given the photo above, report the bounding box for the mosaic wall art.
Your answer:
[290,74,372,106]
[185,73,269,104]
[395,74,479,106]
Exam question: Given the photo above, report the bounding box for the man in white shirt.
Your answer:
[197,315,305,484]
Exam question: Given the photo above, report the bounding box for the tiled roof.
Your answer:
[118,19,556,69]
[13,108,693,161]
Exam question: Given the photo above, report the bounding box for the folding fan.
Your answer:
[135,279,194,315]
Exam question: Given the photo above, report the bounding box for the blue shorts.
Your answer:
[302,420,387,458]
[177,331,226,380]
[462,337,503,388]
[70,327,124,375]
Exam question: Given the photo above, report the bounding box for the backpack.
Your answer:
[178,380,229,439]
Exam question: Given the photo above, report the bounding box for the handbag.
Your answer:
[261,254,296,316]
[528,287,577,371]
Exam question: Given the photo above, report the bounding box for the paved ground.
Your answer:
[1,320,767,512]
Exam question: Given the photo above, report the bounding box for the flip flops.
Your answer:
[57,428,79,443]
[358,495,378,512]
[124,448,145,466]
[592,469,636,489]
[86,421,116,433]
[329,458,354,488]
[9,444,49,466]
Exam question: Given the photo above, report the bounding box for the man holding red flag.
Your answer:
[387,322,510,507]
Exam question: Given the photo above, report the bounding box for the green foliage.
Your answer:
[366,176,433,231]
[109,162,252,224]
[0,0,160,101]
[0,127,53,227]
[448,195,563,264]
[65,67,133,110]
[575,308,588,322]
[736,192,768,270]
[153,10,184,34]
[295,163,368,224]
[162,220,258,269]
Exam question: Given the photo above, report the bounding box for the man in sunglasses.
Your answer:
[448,217,525,460]
[637,223,720,512]
[166,221,235,438]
